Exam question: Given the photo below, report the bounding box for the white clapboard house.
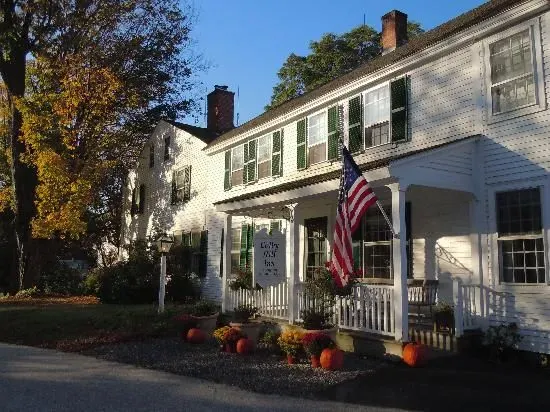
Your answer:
[123,0,550,355]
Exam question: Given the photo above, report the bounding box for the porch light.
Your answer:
[156,233,173,313]
[156,233,174,254]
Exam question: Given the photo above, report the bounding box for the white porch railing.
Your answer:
[226,281,289,320]
[453,279,482,337]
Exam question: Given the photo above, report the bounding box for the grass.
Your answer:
[0,299,193,352]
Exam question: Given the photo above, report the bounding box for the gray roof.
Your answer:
[206,0,527,149]
[164,120,219,144]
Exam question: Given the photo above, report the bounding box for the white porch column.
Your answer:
[287,203,300,324]
[389,182,409,342]
[221,213,232,313]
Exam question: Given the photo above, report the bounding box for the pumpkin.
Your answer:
[186,328,206,344]
[320,347,344,370]
[402,343,426,367]
[236,337,253,355]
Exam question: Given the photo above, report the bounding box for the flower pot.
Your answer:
[225,342,236,353]
[287,354,297,365]
[311,355,321,368]
[229,321,261,346]
[194,313,219,337]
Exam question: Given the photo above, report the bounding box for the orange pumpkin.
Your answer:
[186,328,206,344]
[236,337,253,355]
[402,343,426,367]
[320,347,344,370]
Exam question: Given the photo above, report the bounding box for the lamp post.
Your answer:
[156,233,174,313]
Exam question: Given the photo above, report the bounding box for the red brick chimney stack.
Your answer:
[207,85,234,134]
[381,10,408,54]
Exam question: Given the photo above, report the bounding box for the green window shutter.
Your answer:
[243,143,249,185]
[246,224,254,270]
[219,228,224,277]
[327,105,340,161]
[239,223,248,270]
[269,220,281,233]
[348,95,363,153]
[224,150,231,190]
[296,118,307,170]
[272,130,282,176]
[280,129,284,175]
[184,165,192,201]
[390,76,408,143]
[198,230,208,278]
[247,140,256,182]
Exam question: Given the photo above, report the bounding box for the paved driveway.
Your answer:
[0,343,403,412]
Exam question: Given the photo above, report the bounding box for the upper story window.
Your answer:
[490,29,535,114]
[223,129,283,191]
[164,136,170,161]
[497,187,546,284]
[131,184,145,215]
[348,77,408,154]
[149,144,154,168]
[171,165,191,204]
[297,105,339,170]
[485,18,545,123]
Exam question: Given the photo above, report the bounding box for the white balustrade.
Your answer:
[225,281,288,320]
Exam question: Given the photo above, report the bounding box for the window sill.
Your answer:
[495,283,549,294]
[487,102,546,125]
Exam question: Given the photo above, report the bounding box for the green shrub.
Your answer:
[15,286,40,298]
[38,262,84,295]
[191,300,218,316]
[166,271,201,303]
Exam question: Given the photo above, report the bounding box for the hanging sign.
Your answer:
[253,228,286,288]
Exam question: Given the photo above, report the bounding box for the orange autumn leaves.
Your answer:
[17,57,128,238]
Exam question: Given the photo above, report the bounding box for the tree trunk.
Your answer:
[3,49,40,290]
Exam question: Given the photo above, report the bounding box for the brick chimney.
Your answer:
[381,10,408,54]
[207,85,234,134]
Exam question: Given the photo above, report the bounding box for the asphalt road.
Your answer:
[0,343,405,412]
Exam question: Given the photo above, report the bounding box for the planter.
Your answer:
[229,321,261,346]
[225,342,236,353]
[194,313,219,336]
[286,354,297,365]
[311,355,321,368]
[433,311,455,334]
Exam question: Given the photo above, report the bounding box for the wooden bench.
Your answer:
[408,279,438,321]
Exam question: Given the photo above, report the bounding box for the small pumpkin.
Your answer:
[402,342,426,367]
[236,337,253,355]
[186,328,206,344]
[320,347,344,370]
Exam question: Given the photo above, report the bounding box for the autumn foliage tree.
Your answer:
[0,0,202,290]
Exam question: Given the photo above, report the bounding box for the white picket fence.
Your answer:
[226,281,289,320]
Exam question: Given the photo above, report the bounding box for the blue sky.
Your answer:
[183,0,486,127]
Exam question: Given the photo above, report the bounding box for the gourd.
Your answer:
[236,337,253,355]
[186,328,206,344]
[320,347,344,370]
[402,342,426,367]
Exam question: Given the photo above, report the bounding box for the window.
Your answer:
[490,29,535,114]
[164,136,170,161]
[171,165,191,204]
[307,112,327,165]
[170,230,208,277]
[230,227,241,274]
[305,217,327,279]
[364,85,390,148]
[230,224,253,274]
[149,144,154,168]
[497,188,546,284]
[348,77,408,153]
[231,145,244,186]
[485,19,545,122]
[131,184,145,215]
[257,134,271,180]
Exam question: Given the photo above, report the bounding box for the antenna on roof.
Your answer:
[203,84,207,127]
[236,86,240,127]
[363,13,366,26]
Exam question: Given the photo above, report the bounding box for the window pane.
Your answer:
[308,142,326,165]
[231,253,240,273]
[497,188,541,236]
[364,85,390,126]
[490,30,532,84]
[231,169,243,186]
[257,160,271,179]
[365,122,389,148]
[232,146,244,170]
[308,112,326,146]
[492,75,535,113]
[231,228,241,251]
[257,135,271,162]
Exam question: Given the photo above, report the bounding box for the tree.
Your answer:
[0,1,201,291]
[267,22,424,109]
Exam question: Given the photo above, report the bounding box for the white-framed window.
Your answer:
[231,145,244,186]
[485,17,545,123]
[172,165,191,204]
[230,227,241,274]
[364,84,390,148]
[307,110,327,165]
[496,187,546,284]
[257,134,271,180]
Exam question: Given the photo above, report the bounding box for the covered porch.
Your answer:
[218,139,484,343]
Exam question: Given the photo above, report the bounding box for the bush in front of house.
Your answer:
[166,271,201,303]
[38,262,85,296]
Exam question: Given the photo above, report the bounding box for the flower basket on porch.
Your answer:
[433,302,455,334]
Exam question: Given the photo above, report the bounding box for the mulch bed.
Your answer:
[0,295,100,305]
[83,337,388,398]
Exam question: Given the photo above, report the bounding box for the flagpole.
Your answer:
[375,199,397,238]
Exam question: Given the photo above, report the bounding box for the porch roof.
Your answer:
[215,136,479,212]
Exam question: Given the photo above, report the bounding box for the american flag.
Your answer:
[330,145,378,287]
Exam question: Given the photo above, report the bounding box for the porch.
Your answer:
[217,138,485,347]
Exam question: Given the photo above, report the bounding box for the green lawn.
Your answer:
[0,302,189,351]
